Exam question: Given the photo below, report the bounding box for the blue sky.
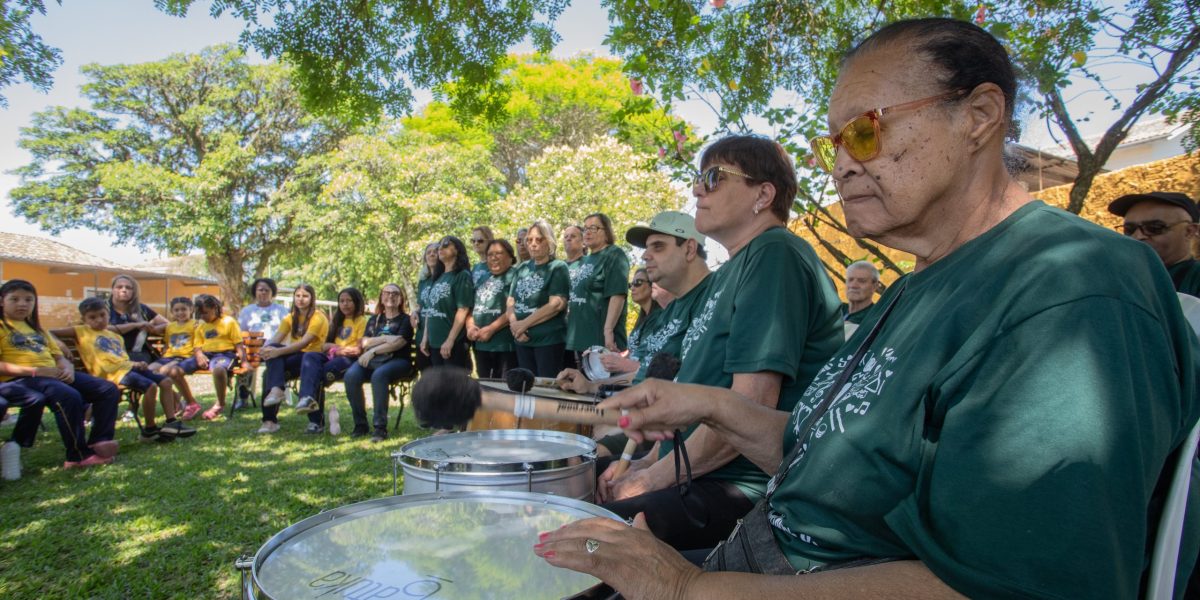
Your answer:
[0,1,1141,266]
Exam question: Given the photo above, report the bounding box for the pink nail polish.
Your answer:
[618,415,630,428]
[538,532,550,541]
[533,543,544,550]
[544,551,556,558]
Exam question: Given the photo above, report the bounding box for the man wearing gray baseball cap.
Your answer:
[1108,191,1200,297]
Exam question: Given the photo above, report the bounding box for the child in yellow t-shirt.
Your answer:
[256,284,328,433]
[52,298,196,441]
[150,297,204,420]
[293,288,367,435]
[167,294,246,420]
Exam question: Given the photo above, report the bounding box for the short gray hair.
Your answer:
[845,261,880,281]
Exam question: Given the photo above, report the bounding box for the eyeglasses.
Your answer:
[486,251,508,259]
[1119,220,1192,237]
[809,89,967,173]
[471,238,486,244]
[583,225,604,233]
[382,290,402,297]
[629,279,648,289]
[692,165,752,193]
[440,240,453,248]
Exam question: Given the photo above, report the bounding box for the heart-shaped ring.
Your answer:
[585,538,600,554]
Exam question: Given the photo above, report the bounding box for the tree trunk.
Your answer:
[206,251,249,314]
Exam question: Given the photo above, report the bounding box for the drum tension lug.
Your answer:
[235,553,254,570]
[523,462,534,493]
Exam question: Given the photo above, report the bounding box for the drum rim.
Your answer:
[244,490,621,599]
[394,429,597,473]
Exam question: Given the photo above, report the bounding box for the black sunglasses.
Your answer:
[1118,220,1191,237]
[629,279,648,290]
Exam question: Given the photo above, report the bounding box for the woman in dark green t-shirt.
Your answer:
[566,213,630,359]
[506,220,570,377]
[420,235,474,369]
[467,239,518,378]
[412,241,439,371]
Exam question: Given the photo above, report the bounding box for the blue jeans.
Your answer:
[261,348,303,423]
[3,373,118,462]
[299,353,354,426]
[343,357,412,433]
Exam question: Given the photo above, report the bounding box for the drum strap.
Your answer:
[671,429,706,528]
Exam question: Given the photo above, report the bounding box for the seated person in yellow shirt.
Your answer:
[257,284,329,434]
[167,294,246,421]
[150,296,204,421]
[294,287,366,435]
[53,298,197,441]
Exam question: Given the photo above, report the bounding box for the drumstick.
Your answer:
[611,438,637,477]
[413,366,622,430]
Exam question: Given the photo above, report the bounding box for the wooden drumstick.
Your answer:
[413,366,622,430]
[611,438,637,477]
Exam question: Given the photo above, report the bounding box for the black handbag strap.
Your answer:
[768,279,907,495]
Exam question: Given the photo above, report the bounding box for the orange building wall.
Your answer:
[0,261,221,328]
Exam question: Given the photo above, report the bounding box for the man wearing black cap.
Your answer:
[1108,191,1200,297]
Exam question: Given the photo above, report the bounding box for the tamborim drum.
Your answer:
[394,429,596,500]
[237,491,620,600]
[580,346,611,381]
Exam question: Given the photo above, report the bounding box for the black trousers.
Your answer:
[429,337,471,370]
[515,342,565,378]
[475,349,517,379]
[600,474,755,551]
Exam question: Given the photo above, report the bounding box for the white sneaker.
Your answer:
[1,441,20,481]
[328,406,341,436]
[262,388,285,407]
[294,396,318,413]
[256,421,280,434]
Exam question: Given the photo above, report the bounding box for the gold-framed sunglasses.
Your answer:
[809,89,967,173]
[692,165,753,193]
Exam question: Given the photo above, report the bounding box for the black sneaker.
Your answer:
[141,426,174,442]
[304,422,324,435]
[350,427,370,438]
[370,429,387,443]
[161,420,197,438]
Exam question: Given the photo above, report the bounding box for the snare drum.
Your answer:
[237,491,619,600]
[469,380,596,436]
[394,429,596,500]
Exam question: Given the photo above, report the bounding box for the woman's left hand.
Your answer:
[439,340,453,359]
[534,513,700,600]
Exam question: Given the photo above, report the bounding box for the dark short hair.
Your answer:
[674,235,708,260]
[585,213,617,245]
[846,17,1019,139]
[79,297,107,316]
[700,135,797,222]
[169,296,194,309]
[251,277,278,297]
[194,294,222,318]
[487,239,517,266]
[472,226,494,241]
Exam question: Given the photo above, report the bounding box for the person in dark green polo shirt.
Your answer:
[420,235,474,369]
[507,220,570,377]
[566,213,631,359]
[468,239,518,378]
[1108,191,1200,297]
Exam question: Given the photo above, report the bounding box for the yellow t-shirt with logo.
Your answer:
[279,311,329,353]
[163,320,199,359]
[333,315,368,350]
[197,315,242,353]
[0,320,63,381]
[73,325,132,384]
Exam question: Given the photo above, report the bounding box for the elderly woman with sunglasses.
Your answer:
[535,18,1200,600]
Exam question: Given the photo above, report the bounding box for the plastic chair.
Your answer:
[1145,294,1200,599]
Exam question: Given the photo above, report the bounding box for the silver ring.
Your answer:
[585,538,600,554]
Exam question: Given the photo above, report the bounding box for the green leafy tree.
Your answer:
[408,54,695,190]
[501,135,682,249]
[285,128,504,298]
[604,0,1200,216]
[157,0,572,123]
[0,0,62,107]
[9,45,345,308]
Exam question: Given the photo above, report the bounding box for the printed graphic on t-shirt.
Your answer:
[680,291,721,360]
[513,273,546,314]
[425,281,451,320]
[641,317,683,360]
[8,330,46,354]
[169,332,192,349]
[340,326,352,339]
[205,329,218,339]
[95,335,125,357]
[569,263,595,304]
[474,277,504,317]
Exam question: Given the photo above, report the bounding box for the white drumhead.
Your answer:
[580,346,611,380]
[398,429,595,473]
[253,492,616,599]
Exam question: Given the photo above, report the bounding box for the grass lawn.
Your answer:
[0,391,429,599]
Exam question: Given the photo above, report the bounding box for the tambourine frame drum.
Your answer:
[236,491,619,600]
[393,429,597,500]
[580,345,611,381]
